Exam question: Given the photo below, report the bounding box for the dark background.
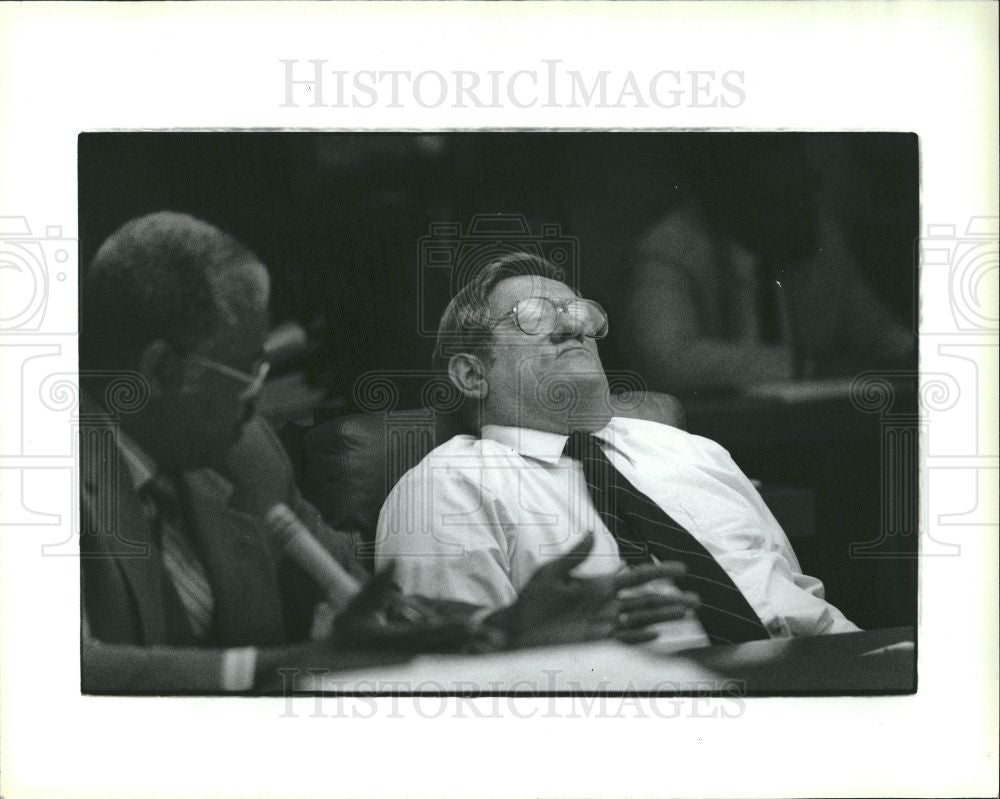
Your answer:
[79,132,919,631]
[79,132,918,402]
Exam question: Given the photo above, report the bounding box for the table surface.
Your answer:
[303,627,915,695]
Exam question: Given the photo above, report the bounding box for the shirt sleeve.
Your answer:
[375,456,518,610]
[82,629,256,693]
[221,648,258,691]
[706,441,861,637]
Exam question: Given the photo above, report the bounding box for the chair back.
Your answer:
[301,391,686,564]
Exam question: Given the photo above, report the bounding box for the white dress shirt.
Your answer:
[376,416,859,645]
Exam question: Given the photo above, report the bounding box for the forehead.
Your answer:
[488,275,576,311]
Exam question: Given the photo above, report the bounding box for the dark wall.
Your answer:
[79,131,918,407]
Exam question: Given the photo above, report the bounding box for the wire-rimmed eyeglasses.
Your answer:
[498,297,609,339]
[187,354,271,401]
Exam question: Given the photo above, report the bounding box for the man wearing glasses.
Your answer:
[80,214,691,693]
[376,253,858,647]
[79,211,364,692]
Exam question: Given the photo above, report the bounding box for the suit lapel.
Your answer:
[182,471,286,647]
[79,412,169,644]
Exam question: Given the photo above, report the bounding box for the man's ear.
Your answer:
[447,353,489,400]
[136,340,177,400]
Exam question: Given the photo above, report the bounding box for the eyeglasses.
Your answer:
[187,354,271,401]
[500,297,609,339]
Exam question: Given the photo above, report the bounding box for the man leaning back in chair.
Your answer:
[376,252,859,649]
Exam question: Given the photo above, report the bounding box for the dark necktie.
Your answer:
[140,473,215,641]
[564,432,770,645]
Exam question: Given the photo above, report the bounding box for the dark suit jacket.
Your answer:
[80,403,366,693]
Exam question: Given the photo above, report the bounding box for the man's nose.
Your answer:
[550,306,588,342]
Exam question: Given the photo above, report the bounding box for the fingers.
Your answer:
[386,594,447,625]
[612,561,687,590]
[542,531,596,580]
[619,591,700,613]
[618,605,692,628]
[612,588,700,642]
[348,562,398,615]
[615,628,660,645]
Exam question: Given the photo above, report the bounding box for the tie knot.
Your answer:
[564,430,603,462]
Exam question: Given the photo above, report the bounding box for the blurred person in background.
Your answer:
[624,137,915,396]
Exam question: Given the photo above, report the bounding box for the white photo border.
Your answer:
[0,2,997,798]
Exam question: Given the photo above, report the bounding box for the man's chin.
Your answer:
[543,382,613,431]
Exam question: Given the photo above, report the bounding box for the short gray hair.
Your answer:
[433,252,566,371]
[81,211,267,371]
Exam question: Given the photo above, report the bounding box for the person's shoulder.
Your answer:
[635,201,713,255]
[610,416,733,462]
[389,434,494,486]
[426,433,491,461]
[610,415,688,442]
[188,468,233,495]
[610,392,686,428]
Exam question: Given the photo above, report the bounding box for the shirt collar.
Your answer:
[116,430,159,492]
[481,421,617,465]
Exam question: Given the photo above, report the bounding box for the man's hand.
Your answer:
[612,564,700,644]
[254,567,482,690]
[220,415,295,517]
[488,532,700,649]
[330,564,480,653]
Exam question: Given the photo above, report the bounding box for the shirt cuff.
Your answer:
[221,647,258,692]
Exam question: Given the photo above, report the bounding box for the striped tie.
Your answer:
[565,432,770,645]
[141,473,215,641]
